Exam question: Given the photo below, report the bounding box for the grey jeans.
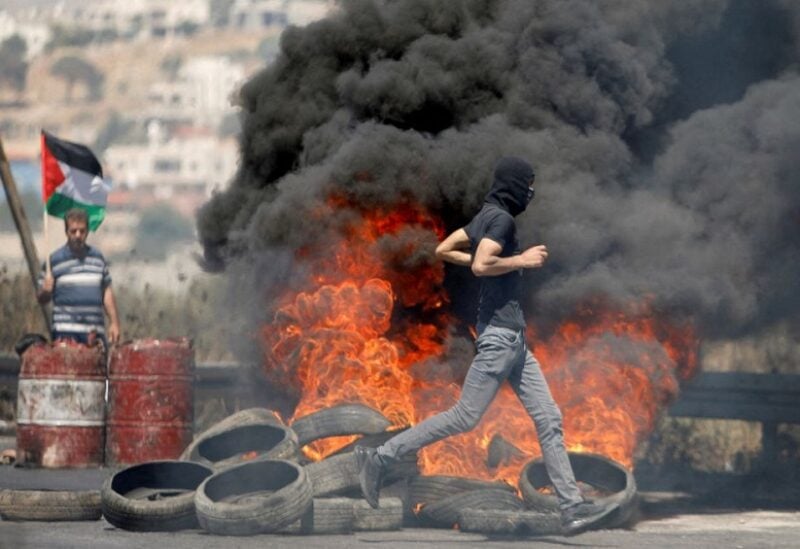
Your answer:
[377,324,584,510]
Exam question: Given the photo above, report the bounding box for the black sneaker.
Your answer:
[355,446,384,509]
[560,500,619,536]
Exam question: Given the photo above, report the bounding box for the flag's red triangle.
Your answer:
[41,132,65,203]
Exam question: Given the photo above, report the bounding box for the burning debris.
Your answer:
[196,0,800,494]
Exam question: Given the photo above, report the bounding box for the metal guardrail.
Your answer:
[668,371,800,423]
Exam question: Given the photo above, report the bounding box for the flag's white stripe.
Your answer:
[55,161,110,207]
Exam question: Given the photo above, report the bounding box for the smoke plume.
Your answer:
[198,0,799,349]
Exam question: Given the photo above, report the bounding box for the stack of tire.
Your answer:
[458,452,638,536]
[99,404,408,535]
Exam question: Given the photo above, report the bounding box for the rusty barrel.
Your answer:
[106,338,194,466]
[16,340,106,468]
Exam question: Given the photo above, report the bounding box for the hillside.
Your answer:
[1,27,276,158]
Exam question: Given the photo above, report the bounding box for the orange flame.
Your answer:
[262,199,698,480]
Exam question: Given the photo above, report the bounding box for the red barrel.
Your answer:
[16,341,106,468]
[106,338,194,466]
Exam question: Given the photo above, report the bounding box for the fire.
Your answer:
[262,199,698,481]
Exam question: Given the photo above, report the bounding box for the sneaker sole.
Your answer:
[562,503,619,536]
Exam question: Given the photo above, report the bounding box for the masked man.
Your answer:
[356,157,618,535]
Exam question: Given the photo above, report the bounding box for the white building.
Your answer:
[230,0,335,30]
[104,123,239,207]
[50,0,210,38]
[147,56,245,127]
[287,0,337,27]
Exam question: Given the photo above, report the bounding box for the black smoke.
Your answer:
[198,0,799,345]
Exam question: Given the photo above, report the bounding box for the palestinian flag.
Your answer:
[41,130,109,231]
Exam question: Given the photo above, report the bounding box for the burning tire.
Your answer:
[195,459,313,536]
[519,452,637,527]
[290,404,392,447]
[279,497,355,535]
[457,509,561,536]
[0,489,101,521]
[101,461,213,531]
[417,488,525,528]
[353,497,403,531]
[184,423,299,469]
[180,408,286,462]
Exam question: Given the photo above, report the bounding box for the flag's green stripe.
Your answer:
[46,194,106,232]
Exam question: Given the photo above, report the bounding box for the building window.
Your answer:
[154,159,181,173]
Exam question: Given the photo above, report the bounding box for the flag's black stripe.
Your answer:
[43,131,103,177]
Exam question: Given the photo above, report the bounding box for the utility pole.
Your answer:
[0,135,50,332]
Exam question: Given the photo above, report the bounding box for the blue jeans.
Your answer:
[377,324,584,510]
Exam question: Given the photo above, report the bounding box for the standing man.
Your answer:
[356,157,617,535]
[37,208,120,348]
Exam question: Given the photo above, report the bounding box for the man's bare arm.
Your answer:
[471,238,548,277]
[103,286,121,344]
[435,228,473,266]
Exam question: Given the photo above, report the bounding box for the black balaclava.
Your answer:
[484,156,535,217]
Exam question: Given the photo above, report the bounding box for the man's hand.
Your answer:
[37,274,54,304]
[42,274,54,293]
[107,322,120,345]
[518,244,548,269]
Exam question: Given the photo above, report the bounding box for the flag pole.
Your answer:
[0,134,51,332]
[44,207,50,275]
[41,132,51,277]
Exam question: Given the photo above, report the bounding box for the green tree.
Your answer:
[133,203,195,261]
[0,35,28,96]
[50,55,105,103]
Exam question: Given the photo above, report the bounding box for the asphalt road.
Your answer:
[1,507,799,549]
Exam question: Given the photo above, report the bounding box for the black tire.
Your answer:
[352,497,403,531]
[186,423,299,469]
[305,452,418,498]
[0,489,101,521]
[101,460,213,531]
[457,509,562,536]
[519,452,637,527]
[407,475,516,509]
[195,459,313,536]
[291,404,392,447]
[304,453,359,497]
[279,497,355,535]
[180,408,285,461]
[418,488,525,528]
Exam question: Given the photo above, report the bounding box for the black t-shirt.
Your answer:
[464,204,525,331]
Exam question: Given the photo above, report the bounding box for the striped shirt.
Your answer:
[39,244,112,335]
